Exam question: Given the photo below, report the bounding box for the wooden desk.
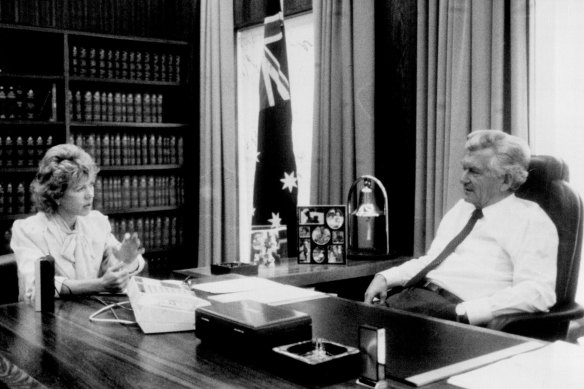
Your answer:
[0,294,539,389]
[175,256,409,288]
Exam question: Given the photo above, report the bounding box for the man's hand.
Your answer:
[100,262,130,292]
[364,274,389,304]
[113,232,145,265]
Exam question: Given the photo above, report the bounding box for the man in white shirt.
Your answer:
[364,130,558,325]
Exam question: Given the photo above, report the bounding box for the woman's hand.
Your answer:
[113,232,145,265]
[60,262,133,295]
[100,262,131,292]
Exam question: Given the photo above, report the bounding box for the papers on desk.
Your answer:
[192,277,326,305]
[191,277,283,294]
[208,283,325,305]
[403,341,543,387]
[447,340,584,389]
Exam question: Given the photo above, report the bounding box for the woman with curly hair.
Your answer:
[11,144,145,302]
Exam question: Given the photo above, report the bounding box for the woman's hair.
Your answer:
[465,130,531,191]
[31,144,99,214]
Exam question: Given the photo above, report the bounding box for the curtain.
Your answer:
[414,0,532,254]
[310,0,375,204]
[198,0,238,265]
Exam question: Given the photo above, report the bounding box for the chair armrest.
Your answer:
[486,302,584,332]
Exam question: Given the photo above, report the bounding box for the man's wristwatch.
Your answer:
[455,304,470,324]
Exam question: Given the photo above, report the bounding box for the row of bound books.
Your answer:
[110,215,183,250]
[72,133,183,167]
[93,175,184,210]
[70,90,164,123]
[71,46,181,83]
[0,135,53,168]
[0,217,183,255]
[0,181,31,215]
[0,175,185,216]
[0,84,56,121]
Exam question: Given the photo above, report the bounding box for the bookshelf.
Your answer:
[0,23,191,271]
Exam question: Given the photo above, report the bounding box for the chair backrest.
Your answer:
[515,155,584,306]
[0,252,19,305]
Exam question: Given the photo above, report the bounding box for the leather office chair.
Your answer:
[0,252,19,305]
[486,155,584,341]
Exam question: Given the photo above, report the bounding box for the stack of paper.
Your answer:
[191,277,283,294]
[191,277,326,305]
[447,340,584,389]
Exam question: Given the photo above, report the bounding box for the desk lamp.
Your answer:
[347,175,389,258]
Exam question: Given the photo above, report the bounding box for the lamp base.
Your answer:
[347,250,397,260]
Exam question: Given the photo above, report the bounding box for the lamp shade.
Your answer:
[347,176,389,258]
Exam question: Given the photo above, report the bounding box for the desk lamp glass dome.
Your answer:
[347,176,389,258]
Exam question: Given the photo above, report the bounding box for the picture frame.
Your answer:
[297,205,347,265]
[250,225,287,266]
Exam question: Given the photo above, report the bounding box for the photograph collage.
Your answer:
[297,205,347,265]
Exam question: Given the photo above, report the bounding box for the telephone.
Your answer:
[127,276,211,334]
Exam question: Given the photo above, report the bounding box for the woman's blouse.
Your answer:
[11,210,145,301]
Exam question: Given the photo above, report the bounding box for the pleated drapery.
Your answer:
[414,0,532,255]
[198,0,239,265]
[310,0,376,205]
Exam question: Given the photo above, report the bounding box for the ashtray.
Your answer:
[210,262,259,276]
[272,338,360,385]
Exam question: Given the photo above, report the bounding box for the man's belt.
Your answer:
[418,280,463,304]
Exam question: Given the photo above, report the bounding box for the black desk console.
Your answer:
[281,297,542,387]
[195,300,312,350]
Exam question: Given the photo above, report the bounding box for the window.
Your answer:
[532,0,584,303]
[236,12,314,261]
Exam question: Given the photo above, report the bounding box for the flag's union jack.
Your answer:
[260,12,290,108]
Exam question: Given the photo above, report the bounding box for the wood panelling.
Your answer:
[374,0,417,257]
[234,0,312,29]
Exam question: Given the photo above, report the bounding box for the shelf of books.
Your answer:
[0,24,191,271]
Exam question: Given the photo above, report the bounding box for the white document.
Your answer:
[190,277,284,294]
[127,276,210,334]
[207,283,325,305]
[405,341,543,387]
[447,340,584,389]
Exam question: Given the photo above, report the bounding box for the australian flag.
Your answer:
[252,0,298,257]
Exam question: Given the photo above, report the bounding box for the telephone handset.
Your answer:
[127,276,210,334]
